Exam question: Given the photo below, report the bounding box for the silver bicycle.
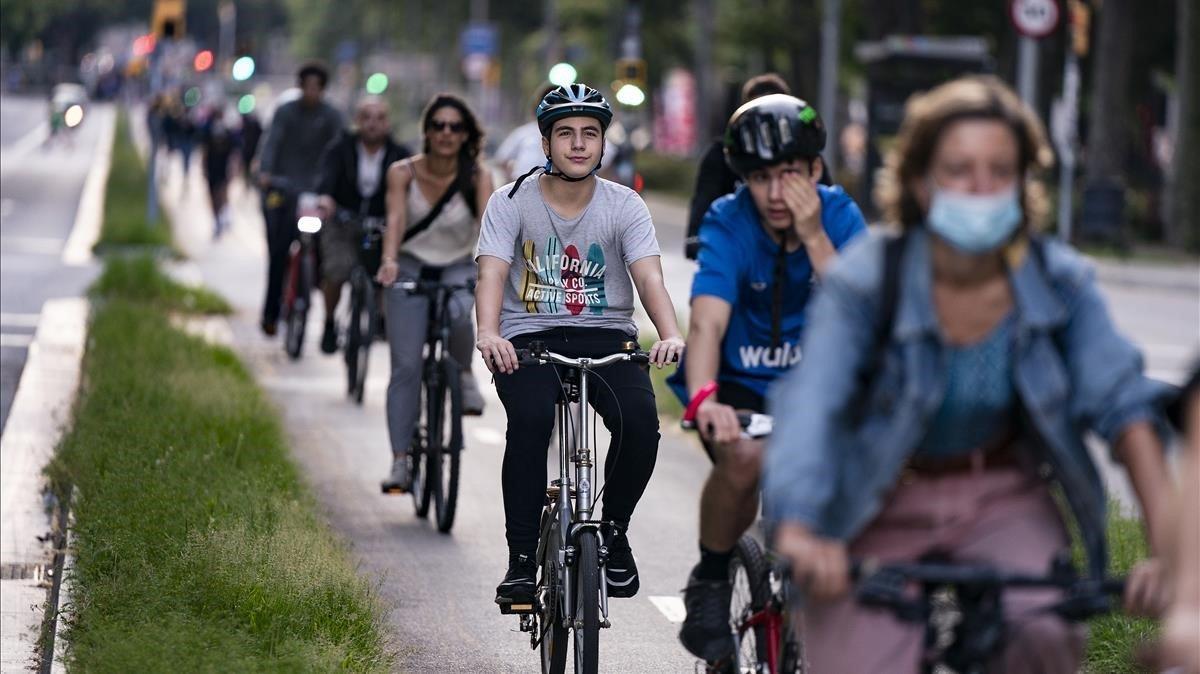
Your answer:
[501,340,652,674]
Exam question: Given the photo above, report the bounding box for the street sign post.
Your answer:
[1011,0,1059,110]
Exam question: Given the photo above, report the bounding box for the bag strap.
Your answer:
[850,232,906,419]
[403,179,461,243]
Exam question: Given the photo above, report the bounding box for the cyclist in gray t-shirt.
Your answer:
[475,84,685,609]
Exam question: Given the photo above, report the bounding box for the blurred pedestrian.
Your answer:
[1163,364,1200,672]
[239,109,263,184]
[493,84,557,183]
[199,105,240,238]
[163,97,197,184]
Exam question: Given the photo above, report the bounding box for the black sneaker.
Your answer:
[380,456,411,494]
[604,528,639,598]
[679,565,734,663]
[320,318,338,354]
[495,553,537,608]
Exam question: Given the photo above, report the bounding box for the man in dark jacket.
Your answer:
[256,61,344,336]
[684,74,832,259]
[315,96,411,353]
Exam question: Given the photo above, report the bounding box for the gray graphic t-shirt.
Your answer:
[476,176,661,339]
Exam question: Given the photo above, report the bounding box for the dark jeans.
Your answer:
[495,327,661,556]
[261,193,298,326]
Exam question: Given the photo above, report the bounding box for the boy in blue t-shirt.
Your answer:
[672,94,866,664]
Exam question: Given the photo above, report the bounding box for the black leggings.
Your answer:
[495,327,661,556]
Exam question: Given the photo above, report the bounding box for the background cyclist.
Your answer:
[376,93,493,492]
[255,61,344,337]
[670,94,867,665]
[315,96,412,354]
[764,76,1172,673]
[474,84,685,610]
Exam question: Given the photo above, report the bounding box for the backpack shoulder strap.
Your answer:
[402,180,461,243]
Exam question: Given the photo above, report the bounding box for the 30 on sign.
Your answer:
[1010,0,1060,38]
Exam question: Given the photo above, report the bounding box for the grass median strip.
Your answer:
[47,266,390,671]
[95,110,171,250]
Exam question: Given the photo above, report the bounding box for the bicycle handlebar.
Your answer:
[679,380,774,438]
[513,347,652,369]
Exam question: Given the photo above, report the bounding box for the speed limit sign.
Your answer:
[1010,0,1060,39]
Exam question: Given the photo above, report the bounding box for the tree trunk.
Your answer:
[693,0,716,146]
[1084,0,1135,184]
[1169,0,1200,250]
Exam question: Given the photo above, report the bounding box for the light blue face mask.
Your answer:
[926,183,1022,254]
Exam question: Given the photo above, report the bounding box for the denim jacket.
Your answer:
[762,227,1171,576]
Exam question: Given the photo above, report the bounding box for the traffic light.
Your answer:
[231,55,255,81]
[152,0,186,39]
[548,63,577,87]
[193,49,213,72]
[615,58,646,90]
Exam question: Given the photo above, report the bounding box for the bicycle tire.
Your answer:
[539,507,568,674]
[731,535,771,671]
[285,250,313,360]
[434,357,462,533]
[415,362,438,518]
[345,272,374,404]
[573,532,600,674]
[408,448,427,518]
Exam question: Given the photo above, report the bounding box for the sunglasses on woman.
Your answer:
[428,120,465,133]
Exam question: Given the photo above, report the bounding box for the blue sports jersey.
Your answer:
[668,183,867,404]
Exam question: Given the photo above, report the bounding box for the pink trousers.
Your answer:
[802,465,1084,674]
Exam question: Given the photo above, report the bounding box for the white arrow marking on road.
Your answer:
[649,595,687,623]
[472,427,505,446]
[0,333,35,348]
[0,313,40,328]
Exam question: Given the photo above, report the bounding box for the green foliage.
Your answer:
[637,150,698,200]
[96,111,172,251]
[90,255,232,315]
[48,293,390,672]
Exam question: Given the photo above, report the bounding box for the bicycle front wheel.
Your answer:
[731,535,771,672]
[433,358,463,533]
[573,532,600,674]
[284,248,313,360]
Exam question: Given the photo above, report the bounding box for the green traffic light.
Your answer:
[237,94,256,114]
[548,63,577,87]
[365,73,388,95]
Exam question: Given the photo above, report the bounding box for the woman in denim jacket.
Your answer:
[762,76,1174,673]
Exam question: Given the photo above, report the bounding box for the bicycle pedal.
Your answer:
[497,600,536,615]
[380,486,408,495]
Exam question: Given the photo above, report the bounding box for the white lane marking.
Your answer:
[0,198,13,219]
[472,427,505,446]
[0,122,49,170]
[1,236,63,255]
[0,333,35,348]
[62,106,115,266]
[649,595,687,623]
[0,313,40,327]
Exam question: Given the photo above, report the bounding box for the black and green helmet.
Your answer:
[723,94,826,177]
[536,84,614,137]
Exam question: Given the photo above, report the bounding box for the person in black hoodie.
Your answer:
[684,73,833,259]
[315,96,412,353]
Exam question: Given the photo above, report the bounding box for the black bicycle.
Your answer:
[385,278,474,534]
[853,555,1125,674]
[337,210,386,405]
[502,341,655,674]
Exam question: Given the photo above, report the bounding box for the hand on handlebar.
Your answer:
[648,336,684,369]
[1124,557,1169,617]
[376,259,399,285]
[774,521,851,600]
[477,334,519,374]
[695,399,742,445]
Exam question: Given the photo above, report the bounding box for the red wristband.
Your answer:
[683,380,719,423]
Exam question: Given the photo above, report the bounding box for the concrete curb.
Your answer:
[0,298,88,672]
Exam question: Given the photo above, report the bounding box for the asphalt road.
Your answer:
[0,94,106,436]
[152,133,1196,671]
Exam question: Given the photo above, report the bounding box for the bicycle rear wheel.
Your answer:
[433,358,462,533]
[730,535,770,672]
[414,362,438,519]
[573,532,600,674]
[539,507,568,674]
